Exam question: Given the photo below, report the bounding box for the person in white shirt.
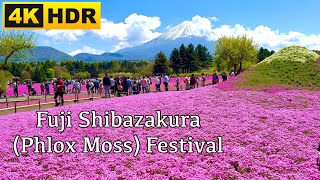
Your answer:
[184,75,190,90]
[156,76,161,92]
[163,74,170,91]
[110,76,115,95]
[229,70,235,78]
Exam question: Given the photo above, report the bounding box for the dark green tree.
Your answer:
[196,44,212,69]
[186,43,199,72]
[153,51,170,74]
[169,48,180,74]
[258,47,275,62]
[32,65,46,82]
[179,44,188,73]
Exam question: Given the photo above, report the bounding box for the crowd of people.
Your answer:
[1,70,236,106]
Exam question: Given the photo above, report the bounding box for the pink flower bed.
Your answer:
[0,86,319,179]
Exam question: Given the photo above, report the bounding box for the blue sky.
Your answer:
[1,0,319,55]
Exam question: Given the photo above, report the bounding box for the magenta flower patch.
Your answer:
[0,85,319,179]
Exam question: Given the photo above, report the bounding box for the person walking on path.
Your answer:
[140,77,148,93]
[229,70,235,78]
[94,78,100,94]
[222,72,228,81]
[127,77,132,95]
[155,76,161,92]
[110,76,115,95]
[163,74,170,91]
[103,73,111,98]
[73,80,81,94]
[40,83,45,95]
[116,78,123,97]
[12,81,18,97]
[132,79,138,95]
[196,76,200,88]
[122,77,129,95]
[45,81,50,95]
[184,75,190,90]
[147,77,152,93]
[190,74,196,89]
[54,77,65,107]
[27,81,32,96]
[175,75,181,91]
[201,73,206,87]
[212,71,219,85]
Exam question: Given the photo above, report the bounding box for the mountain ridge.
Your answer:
[5,21,216,62]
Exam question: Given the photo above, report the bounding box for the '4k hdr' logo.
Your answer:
[2,2,101,30]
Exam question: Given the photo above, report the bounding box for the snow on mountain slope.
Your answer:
[158,21,215,40]
[115,21,216,59]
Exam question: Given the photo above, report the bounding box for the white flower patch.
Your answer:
[261,46,319,64]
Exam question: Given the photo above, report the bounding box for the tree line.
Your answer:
[169,44,212,74]
[4,60,153,82]
[153,43,213,75]
[153,39,275,75]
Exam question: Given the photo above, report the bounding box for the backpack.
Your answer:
[132,86,137,91]
[117,85,123,91]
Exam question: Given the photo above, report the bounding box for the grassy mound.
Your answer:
[237,46,320,90]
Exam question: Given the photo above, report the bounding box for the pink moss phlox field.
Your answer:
[0,85,319,179]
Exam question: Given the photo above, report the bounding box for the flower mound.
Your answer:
[236,46,320,90]
[262,46,319,64]
[0,86,319,179]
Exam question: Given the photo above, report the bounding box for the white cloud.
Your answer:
[189,15,215,37]
[208,16,219,22]
[35,14,320,52]
[179,15,320,50]
[93,13,162,51]
[69,46,104,56]
[37,30,86,41]
[209,24,320,50]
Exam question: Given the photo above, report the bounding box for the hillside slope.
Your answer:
[14,46,73,62]
[236,46,320,90]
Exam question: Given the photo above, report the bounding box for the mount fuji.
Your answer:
[9,22,216,62]
[115,22,216,60]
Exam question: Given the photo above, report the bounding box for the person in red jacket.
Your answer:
[54,77,65,106]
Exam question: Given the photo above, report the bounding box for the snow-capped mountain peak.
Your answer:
[158,21,214,40]
[158,22,201,40]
